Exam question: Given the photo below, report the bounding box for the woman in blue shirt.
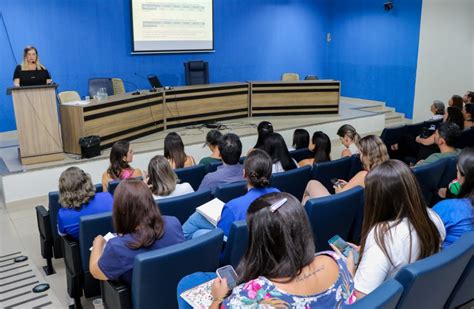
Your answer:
[57,167,113,240]
[89,179,185,285]
[182,149,279,239]
[433,147,474,248]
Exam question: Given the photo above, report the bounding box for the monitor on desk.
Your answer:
[19,70,49,86]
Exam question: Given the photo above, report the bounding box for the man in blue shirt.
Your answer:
[183,149,278,239]
[198,133,244,194]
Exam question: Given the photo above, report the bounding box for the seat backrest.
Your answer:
[404,122,426,137]
[349,278,403,309]
[175,164,208,191]
[281,73,299,81]
[289,148,313,162]
[446,232,474,308]
[79,212,115,297]
[184,61,209,85]
[131,229,223,309]
[438,156,458,189]
[304,75,318,80]
[220,221,249,268]
[111,78,125,95]
[311,156,353,194]
[380,125,406,148]
[207,161,223,173]
[412,158,448,205]
[394,231,474,308]
[304,187,364,252]
[348,154,364,180]
[157,189,212,224]
[214,181,248,203]
[88,78,114,97]
[58,91,81,104]
[270,165,311,200]
[108,179,121,195]
[456,127,474,149]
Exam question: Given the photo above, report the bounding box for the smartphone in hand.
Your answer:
[330,178,346,188]
[328,235,359,262]
[216,265,238,289]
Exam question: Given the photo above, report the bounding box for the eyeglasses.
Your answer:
[270,198,288,213]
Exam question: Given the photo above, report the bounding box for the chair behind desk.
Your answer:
[184,61,209,85]
[88,78,114,97]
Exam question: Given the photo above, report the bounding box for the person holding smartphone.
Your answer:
[208,192,354,308]
[332,160,445,301]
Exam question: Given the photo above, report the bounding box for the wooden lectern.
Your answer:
[7,84,64,165]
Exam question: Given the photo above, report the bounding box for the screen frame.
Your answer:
[130,0,215,54]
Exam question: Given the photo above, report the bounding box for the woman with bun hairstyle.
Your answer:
[182,149,279,239]
[253,121,274,150]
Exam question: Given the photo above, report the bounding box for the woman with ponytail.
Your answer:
[182,149,279,239]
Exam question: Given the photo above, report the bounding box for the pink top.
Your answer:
[119,168,135,179]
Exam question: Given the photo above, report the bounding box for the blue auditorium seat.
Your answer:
[289,148,313,162]
[270,165,311,200]
[394,230,474,308]
[456,127,474,149]
[380,125,406,150]
[214,181,248,203]
[304,186,364,252]
[445,231,474,308]
[157,189,213,224]
[412,158,447,205]
[348,154,363,179]
[311,156,353,194]
[175,164,208,191]
[438,156,458,189]
[102,229,224,309]
[220,220,248,268]
[349,278,403,309]
[107,179,121,195]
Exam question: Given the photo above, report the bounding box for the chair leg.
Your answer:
[42,257,56,275]
[73,296,82,309]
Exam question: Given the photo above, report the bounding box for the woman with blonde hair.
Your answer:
[57,167,113,240]
[302,135,389,204]
[147,155,194,200]
[13,46,52,86]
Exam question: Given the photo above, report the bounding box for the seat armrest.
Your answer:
[101,280,132,309]
[61,236,83,275]
[35,205,53,259]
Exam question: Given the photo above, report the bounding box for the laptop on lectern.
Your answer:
[19,70,49,86]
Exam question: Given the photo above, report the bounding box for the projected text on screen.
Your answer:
[132,0,214,53]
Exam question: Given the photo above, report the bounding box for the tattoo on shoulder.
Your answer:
[295,265,325,282]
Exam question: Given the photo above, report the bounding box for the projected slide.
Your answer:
[131,0,214,53]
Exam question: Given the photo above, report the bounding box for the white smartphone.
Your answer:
[216,265,238,289]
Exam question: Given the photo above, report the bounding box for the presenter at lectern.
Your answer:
[13,46,52,87]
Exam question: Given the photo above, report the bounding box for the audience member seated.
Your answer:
[263,132,298,173]
[102,141,143,191]
[57,167,113,240]
[207,192,354,308]
[199,130,223,168]
[250,121,273,152]
[337,160,445,301]
[146,155,194,200]
[290,128,310,151]
[433,147,474,249]
[337,124,360,157]
[302,135,388,204]
[430,100,445,120]
[89,179,185,285]
[198,133,244,193]
[415,122,461,166]
[462,90,473,104]
[182,149,278,239]
[299,131,331,167]
[164,132,196,169]
[448,94,464,110]
[463,103,474,128]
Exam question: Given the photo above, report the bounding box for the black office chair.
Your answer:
[88,78,114,97]
[304,75,319,80]
[184,61,209,85]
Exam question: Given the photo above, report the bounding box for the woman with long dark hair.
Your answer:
[208,192,354,307]
[164,132,196,169]
[263,132,297,173]
[299,131,331,167]
[102,141,142,191]
[253,121,273,150]
[341,160,445,300]
[291,129,310,150]
[89,179,185,285]
[433,147,474,248]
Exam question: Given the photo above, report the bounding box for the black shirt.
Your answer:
[13,65,51,86]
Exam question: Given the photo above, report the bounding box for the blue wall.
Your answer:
[0,0,329,132]
[326,0,423,118]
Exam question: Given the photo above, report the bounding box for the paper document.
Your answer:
[196,198,225,226]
